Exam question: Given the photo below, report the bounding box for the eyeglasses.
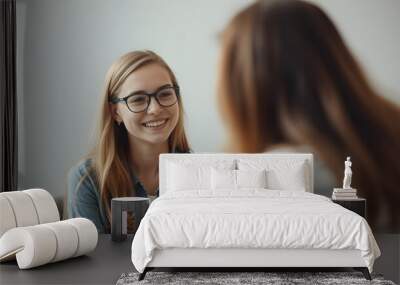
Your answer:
[109,85,179,113]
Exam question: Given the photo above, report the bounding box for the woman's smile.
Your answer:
[142,118,169,130]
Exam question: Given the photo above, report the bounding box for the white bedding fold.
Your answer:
[131,190,380,273]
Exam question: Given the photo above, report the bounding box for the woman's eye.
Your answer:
[158,91,172,98]
[129,95,147,104]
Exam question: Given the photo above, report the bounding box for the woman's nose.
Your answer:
[146,97,162,114]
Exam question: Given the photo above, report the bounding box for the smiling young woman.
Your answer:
[67,50,190,233]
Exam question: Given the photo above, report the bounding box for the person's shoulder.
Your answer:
[70,158,94,175]
[67,158,102,222]
[68,158,96,186]
[265,144,309,153]
[67,158,100,200]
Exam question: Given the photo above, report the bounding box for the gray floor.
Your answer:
[1,234,398,285]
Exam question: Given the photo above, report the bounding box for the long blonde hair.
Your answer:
[90,50,190,229]
[218,0,400,232]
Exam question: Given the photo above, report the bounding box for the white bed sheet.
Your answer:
[131,190,380,273]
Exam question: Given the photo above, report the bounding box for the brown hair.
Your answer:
[218,0,400,232]
[90,50,190,230]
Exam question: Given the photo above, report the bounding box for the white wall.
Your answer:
[16,1,26,187]
[310,0,400,103]
[17,0,400,199]
[17,0,251,198]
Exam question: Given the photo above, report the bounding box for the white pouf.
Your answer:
[0,189,60,237]
[0,189,98,269]
[0,218,98,269]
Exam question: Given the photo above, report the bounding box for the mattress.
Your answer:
[131,189,380,273]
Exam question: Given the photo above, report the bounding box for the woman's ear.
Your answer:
[109,103,123,125]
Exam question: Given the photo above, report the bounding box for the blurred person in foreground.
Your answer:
[217,0,400,232]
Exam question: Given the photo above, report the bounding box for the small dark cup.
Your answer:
[111,197,149,242]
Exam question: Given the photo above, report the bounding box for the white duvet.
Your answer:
[131,190,380,273]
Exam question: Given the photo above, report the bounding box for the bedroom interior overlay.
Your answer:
[2,0,400,284]
[131,153,381,280]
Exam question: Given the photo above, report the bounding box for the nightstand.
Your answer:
[332,198,366,218]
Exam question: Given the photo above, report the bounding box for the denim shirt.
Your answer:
[67,158,159,233]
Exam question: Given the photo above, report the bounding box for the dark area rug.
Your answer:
[116,271,396,285]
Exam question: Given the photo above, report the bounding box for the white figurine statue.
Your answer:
[343,156,352,189]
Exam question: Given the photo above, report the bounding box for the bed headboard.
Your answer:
[159,153,314,195]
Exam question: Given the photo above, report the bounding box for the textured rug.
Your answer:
[116,271,396,285]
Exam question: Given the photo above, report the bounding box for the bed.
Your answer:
[131,153,380,280]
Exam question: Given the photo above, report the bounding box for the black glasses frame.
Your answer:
[109,85,180,113]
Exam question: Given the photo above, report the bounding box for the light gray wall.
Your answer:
[16,1,26,187]
[16,1,400,281]
[17,0,400,197]
[310,0,400,104]
[17,0,251,198]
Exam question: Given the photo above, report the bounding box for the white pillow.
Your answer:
[167,163,210,191]
[167,160,235,191]
[238,159,308,191]
[211,169,267,190]
[237,169,267,188]
[211,168,236,189]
